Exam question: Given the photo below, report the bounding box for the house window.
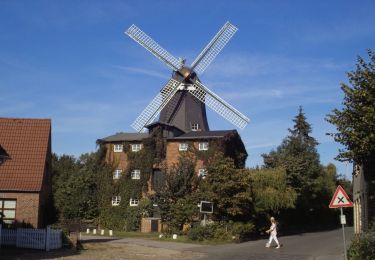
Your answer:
[111,196,121,206]
[131,143,142,152]
[179,143,188,151]
[0,199,16,224]
[191,123,199,131]
[113,144,123,152]
[199,142,209,151]
[198,169,207,179]
[129,198,139,207]
[131,169,141,180]
[113,169,122,179]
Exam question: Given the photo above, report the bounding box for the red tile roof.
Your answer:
[0,118,51,192]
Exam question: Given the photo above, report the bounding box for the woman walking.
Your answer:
[265,217,281,249]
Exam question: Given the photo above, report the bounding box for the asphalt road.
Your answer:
[78,227,353,260]
[190,227,354,260]
[102,227,353,260]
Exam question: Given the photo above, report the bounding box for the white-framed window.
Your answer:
[131,143,142,152]
[111,196,121,206]
[113,169,122,179]
[129,198,139,207]
[0,199,16,224]
[191,123,199,131]
[179,143,188,151]
[199,142,209,151]
[198,168,207,179]
[131,169,141,180]
[113,144,123,152]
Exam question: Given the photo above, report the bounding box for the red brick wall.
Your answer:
[165,141,204,174]
[0,192,40,228]
[104,143,129,170]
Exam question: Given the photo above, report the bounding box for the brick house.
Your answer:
[0,118,52,228]
[97,122,247,207]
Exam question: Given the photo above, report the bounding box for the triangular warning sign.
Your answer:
[329,185,353,208]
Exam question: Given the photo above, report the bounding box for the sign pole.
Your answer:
[329,185,352,260]
[341,207,347,260]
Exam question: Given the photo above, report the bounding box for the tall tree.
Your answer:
[326,49,375,164]
[262,107,337,228]
[263,106,321,192]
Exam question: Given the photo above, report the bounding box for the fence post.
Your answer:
[0,224,2,248]
[45,226,51,251]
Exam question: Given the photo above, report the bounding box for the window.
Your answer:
[199,142,209,151]
[198,169,207,179]
[131,169,141,180]
[129,198,139,206]
[111,196,121,206]
[179,143,188,151]
[113,169,122,179]
[131,143,142,152]
[191,123,199,131]
[113,144,123,152]
[0,199,16,224]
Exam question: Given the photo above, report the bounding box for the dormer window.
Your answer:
[131,169,141,180]
[113,169,122,179]
[131,143,142,152]
[179,143,188,151]
[191,123,199,131]
[199,142,209,151]
[114,144,123,152]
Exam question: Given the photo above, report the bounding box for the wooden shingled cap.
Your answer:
[0,118,51,192]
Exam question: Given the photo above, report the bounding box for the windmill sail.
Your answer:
[131,78,181,132]
[126,24,182,71]
[189,81,249,129]
[125,22,250,132]
[190,22,238,75]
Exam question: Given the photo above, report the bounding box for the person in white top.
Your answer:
[265,217,281,249]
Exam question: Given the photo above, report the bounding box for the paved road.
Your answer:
[82,227,353,260]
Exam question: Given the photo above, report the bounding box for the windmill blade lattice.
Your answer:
[126,24,182,71]
[131,78,181,132]
[190,22,238,75]
[189,81,249,129]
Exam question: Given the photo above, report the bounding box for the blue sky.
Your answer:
[1,1,374,178]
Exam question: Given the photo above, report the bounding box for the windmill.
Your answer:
[125,22,249,133]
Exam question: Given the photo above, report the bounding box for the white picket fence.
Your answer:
[0,225,62,251]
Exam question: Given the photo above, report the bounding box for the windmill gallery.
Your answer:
[97,22,249,230]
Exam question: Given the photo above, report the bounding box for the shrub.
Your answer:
[348,232,375,260]
[229,221,255,242]
[187,224,215,241]
[187,221,255,242]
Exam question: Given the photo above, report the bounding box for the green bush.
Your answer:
[348,232,375,260]
[187,224,215,241]
[229,221,255,242]
[187,221,255,242]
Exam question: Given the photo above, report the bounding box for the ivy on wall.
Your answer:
[97,129,247,230]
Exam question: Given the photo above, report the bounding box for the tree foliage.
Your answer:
[262,107,339,228]
[326,49,375,163]
[154,154,199,232]
[249,167,297,215]
[52,152,111,222]
[263,106,321,193]
[198,154,252,221]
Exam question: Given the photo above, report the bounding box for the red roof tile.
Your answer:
[0,118,51,192]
